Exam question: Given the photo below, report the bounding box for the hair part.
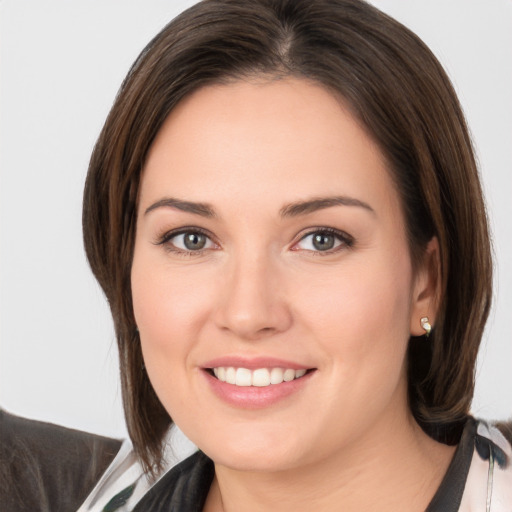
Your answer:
[83,0,492,472]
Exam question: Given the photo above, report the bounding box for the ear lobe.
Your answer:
[410,237,441,337]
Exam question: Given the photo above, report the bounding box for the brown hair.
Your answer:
[83,0,492,471]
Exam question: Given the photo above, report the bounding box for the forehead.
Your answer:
[140,78,399,217]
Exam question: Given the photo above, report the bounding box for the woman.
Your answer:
[79,0,512,510]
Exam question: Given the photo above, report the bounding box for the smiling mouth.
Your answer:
[206,367,314,387]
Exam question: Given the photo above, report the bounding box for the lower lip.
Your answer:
[202,370,315,409]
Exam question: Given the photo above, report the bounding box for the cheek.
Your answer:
[298,251,414,374]
[131,252,193,380]
[290,254,415,446]
[131,249,224,415]
[132,253,212,343]
[131,261,201,422]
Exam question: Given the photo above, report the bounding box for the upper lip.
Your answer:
[202,356,314,371]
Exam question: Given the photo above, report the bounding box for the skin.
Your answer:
[131,78,454,511]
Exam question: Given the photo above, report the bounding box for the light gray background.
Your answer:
[1,0,511,439]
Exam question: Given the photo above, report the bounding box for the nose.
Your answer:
[213,252,293,340]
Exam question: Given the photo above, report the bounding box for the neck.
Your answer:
[203,410,455,512]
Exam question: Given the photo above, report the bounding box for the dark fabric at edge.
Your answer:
[0,409,122,512]
[133,451,214,512]
[425,417,476,512]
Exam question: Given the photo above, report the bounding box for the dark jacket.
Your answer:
[0,410,121,512]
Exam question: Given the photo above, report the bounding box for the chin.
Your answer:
[193,425,314,473]
[207,446,303,473]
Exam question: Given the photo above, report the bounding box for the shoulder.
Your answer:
[0,409,122,512]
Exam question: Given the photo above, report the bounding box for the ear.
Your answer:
[410,237,441,336]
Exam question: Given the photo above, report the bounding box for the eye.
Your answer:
[157,229,216,253]
[293,228,353,253]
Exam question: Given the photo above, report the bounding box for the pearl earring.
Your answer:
[420,316,432,337]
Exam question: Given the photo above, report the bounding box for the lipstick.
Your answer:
[201,356,316,409]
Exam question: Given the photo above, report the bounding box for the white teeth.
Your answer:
[283,369,295,382]
[235,368,252,387]
[270,368,284,384]
[212,367,309,387]
[225,367,236,385]
[252,368,270,387]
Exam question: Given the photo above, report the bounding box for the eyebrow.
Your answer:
[279,196,375,217]
[144,195,374,219]
[144,198,216,218]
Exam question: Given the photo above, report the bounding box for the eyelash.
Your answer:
[154,227,354,256]
[292,227,354,256]
[154,227,217,257]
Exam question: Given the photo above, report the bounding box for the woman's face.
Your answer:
[132,78,435,471]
